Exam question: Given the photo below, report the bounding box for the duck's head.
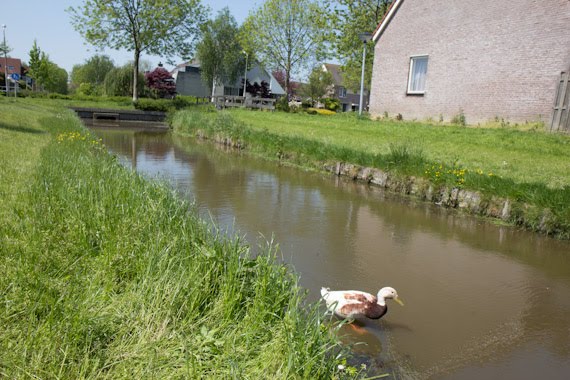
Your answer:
[378,287,404,306]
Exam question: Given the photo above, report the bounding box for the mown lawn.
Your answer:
[229,109,570,189]
[0,98,345,379]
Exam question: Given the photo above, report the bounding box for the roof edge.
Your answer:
[372,0,404,43]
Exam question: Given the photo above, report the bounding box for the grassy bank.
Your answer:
[0,98,346,378]
[172,109,570,238]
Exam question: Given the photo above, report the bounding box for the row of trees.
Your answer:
[3,1,393,100]
[66,0,394,102]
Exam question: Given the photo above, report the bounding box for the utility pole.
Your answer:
[358,32,372,116]
[242,50,248,97]
[2,25,8,95]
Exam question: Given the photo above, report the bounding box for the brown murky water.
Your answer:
[90,125,570,380]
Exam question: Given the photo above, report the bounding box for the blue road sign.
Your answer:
[10,73,19,81]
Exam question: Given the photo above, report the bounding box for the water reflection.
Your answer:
[90,126,570,380]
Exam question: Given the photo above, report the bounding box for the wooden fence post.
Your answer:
[550,70,570,132]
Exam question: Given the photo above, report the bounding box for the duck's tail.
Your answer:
[320,287,330,298]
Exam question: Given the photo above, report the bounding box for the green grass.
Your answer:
[18,95,137,110]
[0,98,348,378]
[227,110,570,189]
[172,109,570,238]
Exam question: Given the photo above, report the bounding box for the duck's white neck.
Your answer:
[376,292,387,306]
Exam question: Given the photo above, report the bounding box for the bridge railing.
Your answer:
[214,95,276,111]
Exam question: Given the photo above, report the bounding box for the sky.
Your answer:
[1,0,264,74]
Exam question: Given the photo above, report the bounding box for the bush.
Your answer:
[47,93,72,100]
[323,98,341,112]
[133,98,173,112]
[307,108,335,116]
[275,96,290,112]
[134,97,207,112]
[77,82,102,96]
[172,95,200,110]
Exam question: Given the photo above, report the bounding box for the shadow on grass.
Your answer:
[0,121,46,135]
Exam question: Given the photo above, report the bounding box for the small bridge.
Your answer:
[70,107,166,123]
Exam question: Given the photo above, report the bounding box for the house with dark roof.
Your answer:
[323,63,369,112]
[171,61,285,98]
[369,0,570,126]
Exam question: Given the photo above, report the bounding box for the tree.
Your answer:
[104,63,144,97]
[272,69,300,98]
[240,79,272,98]
[0,39,11,57]
[145,65,176,98]
[27,41,68,94]
[69,0,208,102]
[44,63,69,94]
[316,0,393,91]
[71,55,115,93]
[301,66,333,106]
[28,40,42,91]
[196,8,245,97]
[241,0,319,94]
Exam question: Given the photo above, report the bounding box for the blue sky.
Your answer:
[1,0,263,73]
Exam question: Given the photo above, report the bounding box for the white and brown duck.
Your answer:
[321,287,404,321]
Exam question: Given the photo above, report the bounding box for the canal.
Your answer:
[89,125,570,379]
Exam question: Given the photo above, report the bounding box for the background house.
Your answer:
[323,63,369,112]
[369,0,570,125]
[171,61,285,98]
[0,57,22,78]
[170,62,210,97]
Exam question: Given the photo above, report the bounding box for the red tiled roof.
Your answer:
[0,57,22,75]
[372,0,404,42]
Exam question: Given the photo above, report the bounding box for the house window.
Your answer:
[407,55,428,94]
[338,86,347,98]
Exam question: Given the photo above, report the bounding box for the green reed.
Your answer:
[0,99,349,379]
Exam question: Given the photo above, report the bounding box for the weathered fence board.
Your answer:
[214,95,276,111]
[550,70,570,132]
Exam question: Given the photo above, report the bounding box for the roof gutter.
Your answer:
[372,0,404,43]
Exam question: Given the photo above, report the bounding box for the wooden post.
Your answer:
[550,70,569,132]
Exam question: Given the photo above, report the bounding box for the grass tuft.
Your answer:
[0,98,348,378]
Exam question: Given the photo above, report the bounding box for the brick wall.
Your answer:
[369,0,570,124]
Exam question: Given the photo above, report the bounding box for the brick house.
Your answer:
[369,0,570,124]
[0,57,22,77]
[323,63,369,112]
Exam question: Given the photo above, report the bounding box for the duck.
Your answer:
[321,287,404,321]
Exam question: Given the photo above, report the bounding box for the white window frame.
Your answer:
[338,86,347,98]
[407,55,429,95]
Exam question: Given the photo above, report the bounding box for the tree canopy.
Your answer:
[145,66,176,98]
[302,66,333,105]
[103,63,144,97]
[241,0,319,94]
[196,8,244,96]
[68,0,208,101]
[71,55,115,94]
[316,0,393,91]
[27,40,68,94]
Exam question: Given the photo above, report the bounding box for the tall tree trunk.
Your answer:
[133,50,140,102]
[285,60,291,97]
